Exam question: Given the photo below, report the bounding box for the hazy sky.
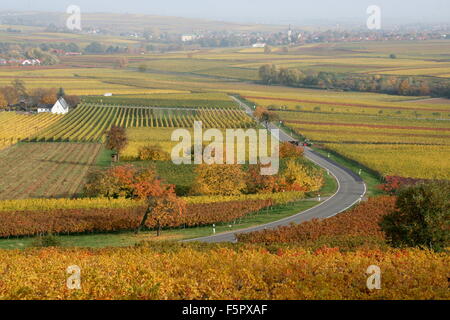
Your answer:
[1,0,449,25]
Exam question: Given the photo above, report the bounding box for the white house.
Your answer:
[252,43,266,48]
[37,106,52,113]
[181,34,195,42]
[51,97,70,114]
[37,97,70,114]
[21,59,41,66]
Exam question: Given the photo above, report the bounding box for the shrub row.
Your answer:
[0,191,301,212]
[0,199,272,237]
[237,196,396,243]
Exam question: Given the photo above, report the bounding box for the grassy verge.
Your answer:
[318,170,338,196]
[95,147,114,168]
[0,200,319,250]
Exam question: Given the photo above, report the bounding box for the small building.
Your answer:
[65,52,82,56]
[37,105,52,113]
[181,34,195,42]
[51,97,70,114]
[37,97,70,114]
[21,59,41,66]
[252,43,266,48]
[104,93,113,97]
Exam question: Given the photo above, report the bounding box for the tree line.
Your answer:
[259,64,450,98]
[0,79,80,110]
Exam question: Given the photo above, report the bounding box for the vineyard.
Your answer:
[0,112,62,150]
[0,191,303,212]
[0,245,448,299]
[34,104,255,142]
[247,98,450,179]
[83,92,238,109]
[0,199,272,237]
[0,143,102,200]
[1,19,450,302]
[324,144,450,180]
[237,196,396,244]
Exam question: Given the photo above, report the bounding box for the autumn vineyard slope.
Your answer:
[33,104,255,142]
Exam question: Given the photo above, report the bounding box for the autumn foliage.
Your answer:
[253,106,279,126]
[279,141,304,158]
[84,165,169,199]
[237,196,397,244]
[0,199,272,237]
[192,159,323,196]
[31,87,58,105]
[105,125,128,159]
[191,163,247,196]
[378,176,430,195]
[280,159,324,192]
[0,245,448,300]
[245,164,284,193]
[138,144,171,161]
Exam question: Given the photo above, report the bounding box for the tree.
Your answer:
[105,126,128,161]
[136,189,186,236]
[138,64,147,72]
[418,82,431,96]
[11,79,27,99]
[138,145,170,161]
[64,95,81,108]
[40,88,57,104]
[191,164,246,196]
[245,164,283,193]
[389,53,397,59]
[0,92,7,109]
[84,164,161,199]
[253,106,279,128]
[279,142,304,158]
[264,45,272,54]
[83,164,184,236]
[116,57,128,69]
[25,48,59,65]
[380,181,450,251]
[67,42,80,52]
[84,42,105,54]
[57,87,65,99]
[281,159,323,192]
[398,79,411,95]
[0,86,19,106]
[259,65,272,84]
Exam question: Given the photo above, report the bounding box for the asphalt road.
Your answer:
[185,96,366,243]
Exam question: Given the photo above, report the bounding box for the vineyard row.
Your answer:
[33,104,255,142]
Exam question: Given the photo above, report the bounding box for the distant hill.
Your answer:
[0,11,285,33]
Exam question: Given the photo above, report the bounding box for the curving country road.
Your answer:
[185,96,366,243]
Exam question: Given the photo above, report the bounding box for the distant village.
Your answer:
[0,50,82,67]
[0,22,449,61]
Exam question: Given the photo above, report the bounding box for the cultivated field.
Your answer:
[34,104,255,143]
[0,112,63,150]
[0,245,448,300]
[0,143,102,200]
[243,90,450,179]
